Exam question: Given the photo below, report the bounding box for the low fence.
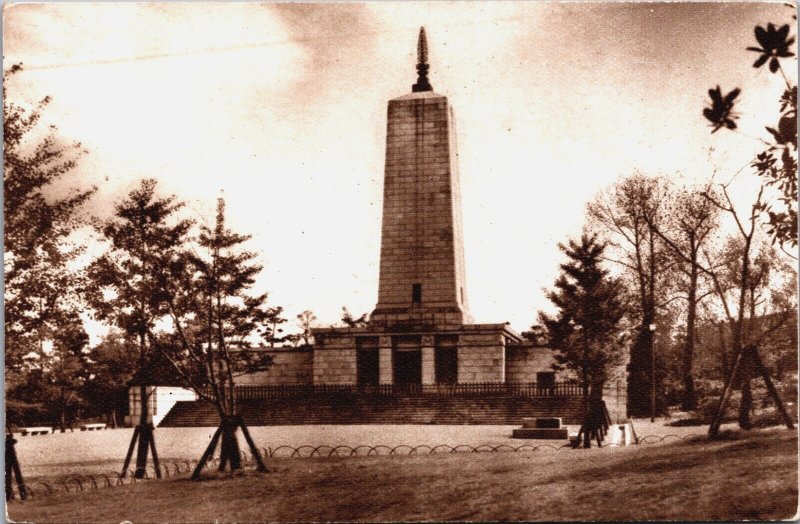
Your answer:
[233,381,584,400]
[6,433,698,500]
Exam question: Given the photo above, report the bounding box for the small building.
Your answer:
[126,364,197,427]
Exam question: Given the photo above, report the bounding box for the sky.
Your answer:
[3,2,796,343]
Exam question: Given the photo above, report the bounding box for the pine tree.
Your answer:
[538,234,628,418]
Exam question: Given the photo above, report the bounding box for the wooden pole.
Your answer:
[120,425,141,478]
[5,434,27,501]
[709,349,744,438]
[148,424,162,479]
[751,346,795,430]
[239,418,268,473]
[192,426,223,480]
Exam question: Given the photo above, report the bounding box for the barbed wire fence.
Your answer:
[8,433,701,500]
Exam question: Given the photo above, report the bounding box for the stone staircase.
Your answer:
[158,396,586,427]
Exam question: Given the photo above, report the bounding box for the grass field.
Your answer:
[8,426,797,522]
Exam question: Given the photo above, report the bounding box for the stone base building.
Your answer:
[199,28,627,424]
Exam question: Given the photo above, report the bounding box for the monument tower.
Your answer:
[312,28,537,388]
[371,27,473,328]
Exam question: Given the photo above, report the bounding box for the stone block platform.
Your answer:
[512,417,569,439]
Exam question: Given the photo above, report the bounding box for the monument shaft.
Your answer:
[371,92,472,328]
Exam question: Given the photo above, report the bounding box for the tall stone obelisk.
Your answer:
[371,27,473,329]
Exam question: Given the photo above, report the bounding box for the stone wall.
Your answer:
[313,334,357,384]
[235,349,313,386]
[457,332,505,382]
[505,344,556,382]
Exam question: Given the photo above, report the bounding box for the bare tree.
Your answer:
[644,185,720,410]
[587,173,673,416]
[701,187,795,435]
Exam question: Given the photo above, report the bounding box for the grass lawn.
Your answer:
[8,427,797,523]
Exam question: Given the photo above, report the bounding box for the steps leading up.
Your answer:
[158,395,586,427]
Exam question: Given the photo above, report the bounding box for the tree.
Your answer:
[703,231,796,432]
[83,331,139,428]
[40,315,90,432]
[157,198,271,478]
[587,174,672,416]
[3,64,95,393]
[340,306,368,328]
[645,185,720,410]
[538,234,628,446]
[86,178,192,478]
[264,305,288,348]
[699,16,797,435]
[294,310,317,347]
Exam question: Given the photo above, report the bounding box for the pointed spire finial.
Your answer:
[412,26,433,92]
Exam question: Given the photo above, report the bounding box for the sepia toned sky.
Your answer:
[4,2,795,342]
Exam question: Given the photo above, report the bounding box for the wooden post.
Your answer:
[751,346,795,430]
[120,425,141,478]
[239,417,268,473]
[709,348,744,438]
[5,434,27,501]
[191,426,223,480]
[148,424,162,479]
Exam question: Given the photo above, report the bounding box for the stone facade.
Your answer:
[312,334,357,384]
[505,344,556,382]
[235,348,313,386]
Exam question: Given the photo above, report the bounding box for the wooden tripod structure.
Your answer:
[573,399,612,448]
[708,344,794,438]
[121,422,162,479]
[5,433,28,501]
[191,415,267,480]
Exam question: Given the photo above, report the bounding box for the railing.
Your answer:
[233,382,584,400]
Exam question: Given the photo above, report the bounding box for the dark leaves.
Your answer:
[703,85,740,132]
[748,23,795,72]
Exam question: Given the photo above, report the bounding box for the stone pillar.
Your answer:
[379,336,393,385]
[421,335,435,385]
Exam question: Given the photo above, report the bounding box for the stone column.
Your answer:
[379,336,393,385]
[421,335,436,385]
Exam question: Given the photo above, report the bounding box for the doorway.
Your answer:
[392,336,422,387]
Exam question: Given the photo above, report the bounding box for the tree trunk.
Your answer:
[738,349,754,430]
[218,417,243,472]
[681,258,698,411]
[134,384,150,478]
[717,322,729,383]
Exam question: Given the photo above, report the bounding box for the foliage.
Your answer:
[704,21,797,250]
[263,305,288,347]
[703,86,741,133]
[86,179,192,365]
[746,23,795,72]
[3,64,95,390]
[538,234,628,394]
[40,314,91,430]
[158,198,274,414]
[82,331,140,426]
[341,306,368,328]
